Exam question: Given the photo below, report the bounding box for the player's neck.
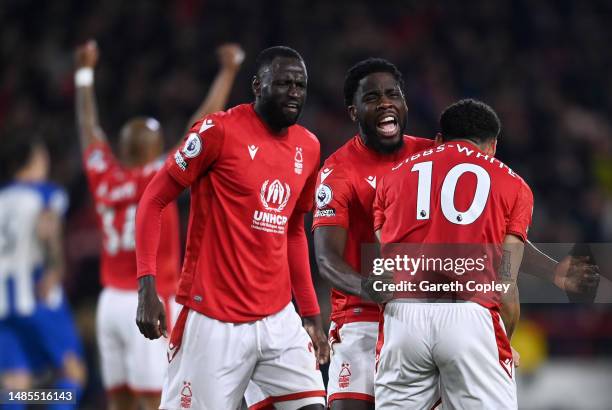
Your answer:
[359,133,403,155]
[449,138,492,154]
[14,167,44,182]
[253,103,288,135]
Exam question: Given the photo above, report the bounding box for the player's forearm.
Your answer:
[38,211,65,278]
[521,240,561,286]
[185,69,238,133]
[317,252,366,297]
[138,275,158,294]
[500,284,520,339]
[288,214,320,317]
[314,226,367,298]
[75,72,106,149]
[136,169,183,279]
[46,230,65,277]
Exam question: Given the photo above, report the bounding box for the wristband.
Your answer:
[74,67,94,87]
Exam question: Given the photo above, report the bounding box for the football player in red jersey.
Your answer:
[313,58,434,410]
[373,99,527,409]
[74,39,244,410]
[313,59,599,410]
[135,47,327,410]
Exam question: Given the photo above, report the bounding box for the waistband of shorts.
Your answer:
[390,298,475,304]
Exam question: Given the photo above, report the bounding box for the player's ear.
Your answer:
[252,75,261,98]
[348,105,357,122]
[490,138,498,156]
[435,132,444,145]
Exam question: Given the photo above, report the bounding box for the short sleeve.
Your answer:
[38,183,69,217]
[82,140,118,191]
[506,181,533,242]
[295,150,321,213]
[372,176,387,232]
[165,116,225,187]
[48,188,69,217]
[311,162,353,230]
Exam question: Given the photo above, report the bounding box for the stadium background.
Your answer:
[2,0,612,408]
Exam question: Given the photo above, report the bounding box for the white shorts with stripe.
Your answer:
[326,320,378,406]
[162,302,325,410]
[96,287,180,393]
[375,301,516,410]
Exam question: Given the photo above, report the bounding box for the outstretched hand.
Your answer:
[75,39,99,69]
[555,255,600,295]
[217,43,245,71]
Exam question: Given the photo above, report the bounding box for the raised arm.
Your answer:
[74,40,107,150]
[184,43,244,132]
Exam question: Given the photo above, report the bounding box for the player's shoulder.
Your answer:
[403,135,435,151]
[189,104,245,133]
[84,140,115,174]
[20,181,69,214]
[291,124,320,148]
[321,136,359,169]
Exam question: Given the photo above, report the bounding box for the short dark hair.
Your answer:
[0,133,40,183]
[439,99,501,143]
[255,46,304,74]
[343,58,404,107]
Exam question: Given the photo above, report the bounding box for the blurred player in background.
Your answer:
[135,46,327,409]
[74,39,244,410]
[314,58,600,410]
[0,136,86,410]
[373,99,528,409]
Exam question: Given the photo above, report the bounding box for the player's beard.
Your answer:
[259,98,301,130]
[360,122,405,154]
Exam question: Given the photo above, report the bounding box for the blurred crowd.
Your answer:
[1,0,611,404]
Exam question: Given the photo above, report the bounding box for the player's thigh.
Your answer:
[434,303,516,410]
[32,302,86,379]
[375,303,439,410]
[250,304,325,409]
[124,325,167,393]
[96,288,129,389]
[0,325,31,389]
[160,308,256,410]
[327,321,377,409]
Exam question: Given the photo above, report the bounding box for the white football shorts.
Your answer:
[326,320,378,407]
[96,287,180,393]
[161,302,325,410]
[375,301,516,410]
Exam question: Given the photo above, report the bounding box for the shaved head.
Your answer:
[118,117,164,166]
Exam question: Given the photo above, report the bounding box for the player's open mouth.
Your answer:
[284,102,300,113]
[376,115,399,138]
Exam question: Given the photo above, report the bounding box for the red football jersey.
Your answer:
[83,141,180,296]
[373,142,533,307]
[163,104,320,323]
[312,135,434,324]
